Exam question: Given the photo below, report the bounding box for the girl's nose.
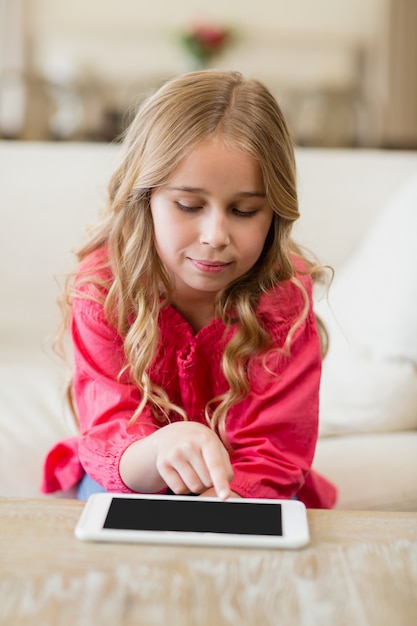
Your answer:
[199,208,231,248]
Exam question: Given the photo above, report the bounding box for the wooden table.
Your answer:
[1,498,416,625]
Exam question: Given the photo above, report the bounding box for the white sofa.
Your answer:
[1,141,416,510]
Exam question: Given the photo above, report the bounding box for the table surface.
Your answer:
[1,497,416,626]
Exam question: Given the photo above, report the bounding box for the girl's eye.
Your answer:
[176,202,202,213]
[233,208,258,218]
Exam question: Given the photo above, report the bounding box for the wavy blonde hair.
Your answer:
[65,70,327,443]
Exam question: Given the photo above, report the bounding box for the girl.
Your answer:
[42,70,337,507]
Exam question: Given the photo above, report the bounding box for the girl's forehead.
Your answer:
[166,138,264,189]
[173,136,260,172]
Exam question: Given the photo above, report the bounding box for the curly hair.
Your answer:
[63,70,328,444]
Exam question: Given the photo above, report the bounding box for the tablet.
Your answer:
[74,493,310,549]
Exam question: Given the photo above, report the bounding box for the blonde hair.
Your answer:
[66,70,327,443]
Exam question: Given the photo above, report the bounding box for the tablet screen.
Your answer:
[103,497,283,536]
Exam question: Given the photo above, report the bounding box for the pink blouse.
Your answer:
[41,250,337,508]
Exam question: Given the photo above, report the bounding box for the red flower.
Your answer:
[180,24,233,67]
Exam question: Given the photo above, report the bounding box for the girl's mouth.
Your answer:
[188,258,232,274]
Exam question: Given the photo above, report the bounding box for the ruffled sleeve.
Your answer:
[41,258,160,493]
[71,296,159,491]
[226,274,337,508]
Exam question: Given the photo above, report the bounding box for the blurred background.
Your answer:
[1,0,416,148]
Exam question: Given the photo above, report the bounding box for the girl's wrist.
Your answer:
[119,435,165,493]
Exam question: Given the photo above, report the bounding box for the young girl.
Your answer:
[42,70,337,507]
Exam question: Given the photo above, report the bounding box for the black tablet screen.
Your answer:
[103,497,282,536]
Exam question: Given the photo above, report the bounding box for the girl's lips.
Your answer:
[188,258,232,273]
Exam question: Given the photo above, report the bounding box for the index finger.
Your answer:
[202,442,233,500]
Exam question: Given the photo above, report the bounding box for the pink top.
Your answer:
[41,249,337,508]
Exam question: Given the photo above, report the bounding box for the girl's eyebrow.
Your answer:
[166,185,266,198]
[166,186,205,193]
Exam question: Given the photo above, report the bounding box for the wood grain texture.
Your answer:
[1,498,416,626]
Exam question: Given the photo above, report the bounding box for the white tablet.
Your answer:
[74,493,310,549]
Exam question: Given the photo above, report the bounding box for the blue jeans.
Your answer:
[77,473,299,501]
[77,474,176,500]
[77,474,107,500]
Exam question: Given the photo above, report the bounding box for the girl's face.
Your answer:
[150,137,273,309]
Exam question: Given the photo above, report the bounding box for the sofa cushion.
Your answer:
[0,141,119,342]
[317,172,417,436]
[0,344,77,498]
[314,432,417,511]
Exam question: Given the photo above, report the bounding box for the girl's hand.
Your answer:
[120,422,234,500]
[152,422,234,500]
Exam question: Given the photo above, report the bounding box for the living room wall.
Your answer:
[27,0,381,80]
[2,0,415,147]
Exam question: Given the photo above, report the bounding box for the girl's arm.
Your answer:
[71,297,159,493]
[225,305,335,506]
